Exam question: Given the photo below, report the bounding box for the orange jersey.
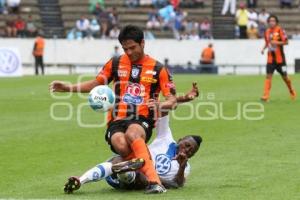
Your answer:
[264,26,287,65]
[201,47,214,63]
[33,37,45,56]
[96,54,176,124]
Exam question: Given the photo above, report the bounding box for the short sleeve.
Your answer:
[159,67,176,97]
[280,28,288,43]
[96,59,113,85]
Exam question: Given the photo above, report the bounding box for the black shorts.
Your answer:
[105,116,154,154]
[266,63,287,76]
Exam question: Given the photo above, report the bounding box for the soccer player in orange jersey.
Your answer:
[261,15,296,101]
[50,25,177,194]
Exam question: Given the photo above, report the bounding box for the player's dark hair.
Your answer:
[190,135,202,147]
[118,25,144,44]
[267,15,279,24]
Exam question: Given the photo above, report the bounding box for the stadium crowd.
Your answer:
[67,0,211,40]
[0,0,40,38]
[222,0,300,39]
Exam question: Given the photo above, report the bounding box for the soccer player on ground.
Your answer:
[50,25,177,194]
[260,15,296,101]
[63,83,202,193]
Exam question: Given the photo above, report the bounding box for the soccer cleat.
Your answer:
[64,176,81,194]
[112,158,145,173]
[290,90,297,100]
[260,96,269,102]
[144,182,167,194]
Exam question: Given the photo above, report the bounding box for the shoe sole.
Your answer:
[112,158,145,173]
[64,176,80,194]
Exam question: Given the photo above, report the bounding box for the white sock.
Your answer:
[79,162,113,184]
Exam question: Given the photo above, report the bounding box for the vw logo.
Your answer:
[0,49,20,74]
[155,154,171,175]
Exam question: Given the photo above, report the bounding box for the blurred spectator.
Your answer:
[247,0,257,8]
[247,9,258,28]
[199,17,212,39]
[247,24,259,39]
[189,29,199,40]
[109,7,119,28]
[139,0,152,6]
[200,43,215,65]
[15,15,26,37]
[291,28,300,40]
[111,46,120,57]
[159,4,175,30]
[173,8,185,38]
[280,0,292,9]
[7,0,21,14]
[89,16,100,38]
[144,28,156,39]
[92,3,103,16]
[109,25,120,39]
[258,8,269,37]
[26,15,38,37]
[125,0,140,8]
[89,0,104,13]
[0,0,7,14]
[152,0,168,8]
[76,15,90,38]
[98,8,110,38]
[236,3,249,39]
[5,18,17,37]
[146,7,161,29]
[180,0,204,8]
[170,0,180,8]
[222,0,236,15]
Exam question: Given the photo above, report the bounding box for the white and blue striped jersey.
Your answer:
[149,115,190,182]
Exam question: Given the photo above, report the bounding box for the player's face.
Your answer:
[177,137,199,158]
[121,39,145,63]
[268,18,277,28]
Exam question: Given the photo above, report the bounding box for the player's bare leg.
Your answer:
[125,124,166,194]
[281,75,296,100]
[63,158,144,194]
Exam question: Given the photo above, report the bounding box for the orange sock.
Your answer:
[262,79,271,98]
[284,78,293,93]
[131,138,161,185]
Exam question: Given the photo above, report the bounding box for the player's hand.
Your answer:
[49,81,70,92]
[147,99,159,110]
[185,82,199,100]
[174,152,188,168]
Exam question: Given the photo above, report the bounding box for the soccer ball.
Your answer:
[117,171,136,184]
[88,85,115,112]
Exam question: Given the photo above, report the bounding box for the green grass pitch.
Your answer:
[0,74,299,200]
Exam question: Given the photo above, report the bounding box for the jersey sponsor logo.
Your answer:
[118,70,128,77]
[131,67,140,79]
[155,154,171,175]
[123,83,145,105]
[145,70,157,75]
[141,77,157,83]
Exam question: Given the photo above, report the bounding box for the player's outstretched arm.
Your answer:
[177,82,199,104]
[49,79,100,93]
